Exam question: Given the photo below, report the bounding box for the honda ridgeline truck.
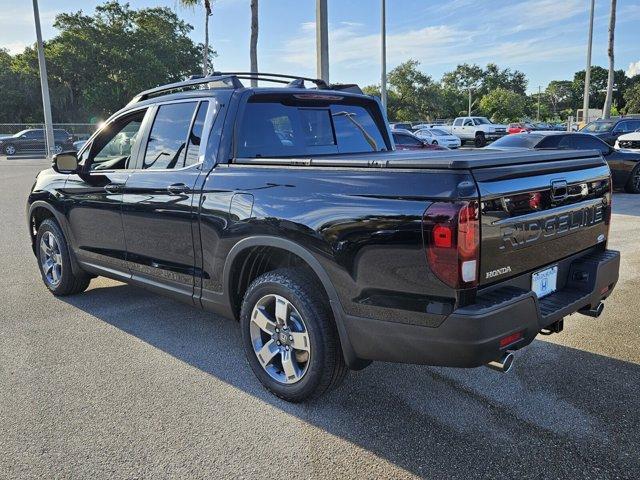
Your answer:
[27,73,620,402]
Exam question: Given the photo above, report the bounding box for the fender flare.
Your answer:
[28,200,83,276]
[222,236,367,369]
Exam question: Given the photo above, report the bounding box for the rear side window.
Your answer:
[490,134,543,149]
[394,133,422,146]
[143,102,197,170]
[236,97,387,158]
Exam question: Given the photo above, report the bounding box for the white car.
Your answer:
[414,128,462,149]
[615,130,640,151]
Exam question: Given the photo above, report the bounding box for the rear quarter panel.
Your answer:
[198,165,477,326]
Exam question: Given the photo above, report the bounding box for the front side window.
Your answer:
[183,102,209,168]
[143,102,198,170]
[463,120,473,126]
[236,97,387,158]
[89,110,147,171]
[394,133,422,146]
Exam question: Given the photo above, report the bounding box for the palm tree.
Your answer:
[603,0,617,119]
[179,0,213,76]
[250,0,259,87]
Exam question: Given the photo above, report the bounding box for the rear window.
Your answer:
[489,134,543,149]
[236,96,388,158]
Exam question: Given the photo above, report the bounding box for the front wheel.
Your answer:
[240,268,348,402]
[625,164,640,194]
[36,219,91,295]
[431,140,438,145]
[4,144,16,155]
[475,132,486,148]
[53,144,63,154]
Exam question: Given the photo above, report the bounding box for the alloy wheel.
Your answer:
[633,169,640,192]
[39,231,63,287]
[249,294,311,384]
[54,144,63,154]
[5,145,16,155]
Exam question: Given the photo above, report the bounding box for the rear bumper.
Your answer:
[340,249,620,368]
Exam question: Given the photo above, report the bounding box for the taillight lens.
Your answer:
[423,201,480,289]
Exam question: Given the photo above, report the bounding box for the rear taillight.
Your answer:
[423,201,480,289]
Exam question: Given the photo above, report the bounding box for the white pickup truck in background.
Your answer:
[443,116,508,147]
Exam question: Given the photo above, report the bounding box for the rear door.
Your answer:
[473,154,611,285]
[121,100,213,301]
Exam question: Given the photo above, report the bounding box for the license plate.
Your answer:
[532,265,558,298]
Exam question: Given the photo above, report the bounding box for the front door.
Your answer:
[63,108,150,276]
[122,100,210,301]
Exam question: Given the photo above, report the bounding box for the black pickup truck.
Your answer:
[27,73,620,402]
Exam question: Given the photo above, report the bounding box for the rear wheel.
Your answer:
[53,144,63,154]
[625,164,640,194]
[475,132,486,148]
[36,219,91,295]
[431,140,438,145]
[240,268,347,402]
[4,144,16,155]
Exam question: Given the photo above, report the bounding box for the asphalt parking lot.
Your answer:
[1,157,639,479]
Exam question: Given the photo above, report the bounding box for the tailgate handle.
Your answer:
[550,180,568,201]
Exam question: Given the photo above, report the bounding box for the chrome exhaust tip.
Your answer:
[485,352,514,373]
[580,302,604,318]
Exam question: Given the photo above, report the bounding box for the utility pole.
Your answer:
[468,87,472,116]
[316,0,329,83]
[32,0,55,159]
[582,0,595,126]
[380,0,387,112]
[537,85,541,121]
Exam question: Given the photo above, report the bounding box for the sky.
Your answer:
[1,0,639,94]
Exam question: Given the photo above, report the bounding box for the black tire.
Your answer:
[625,164,640,194]
[431,140,438,145]
[240,268,348,402]
[4,143,17,155]
[36,218,91,296]
[474,132,486,148]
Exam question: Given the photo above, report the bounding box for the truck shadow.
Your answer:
[60,283,640,477]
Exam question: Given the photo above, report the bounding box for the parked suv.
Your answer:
[580,117,640,146]
[0,129,74,156]
[27,72,620,402]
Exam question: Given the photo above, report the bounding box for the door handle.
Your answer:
[167,183,190,195]
[104,183,123,194]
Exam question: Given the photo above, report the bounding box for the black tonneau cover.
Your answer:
[234,149,603,170]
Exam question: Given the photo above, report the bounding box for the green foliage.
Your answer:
[1,1,209,123]
[623,79,640,114]
[478,88,528,122]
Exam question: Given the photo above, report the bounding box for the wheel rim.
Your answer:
[6,145,15,155]
[54,145,62,154]
[39,231,63,287]
[249,294,311,384]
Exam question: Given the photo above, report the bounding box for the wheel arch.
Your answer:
[222,236,366,369]
[28,200,83,276]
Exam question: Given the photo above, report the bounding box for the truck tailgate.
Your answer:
[472,151,611,286]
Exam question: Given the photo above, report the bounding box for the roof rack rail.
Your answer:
[128,71,362,105]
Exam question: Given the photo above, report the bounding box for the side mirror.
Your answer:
[52,151,79,174]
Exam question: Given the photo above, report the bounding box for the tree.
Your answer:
[3,2,204,122]
[179,0,213,75]
[442,63,527,98]
[603,0,617,118]
[250,0,259,87]
[623,80,640,114]
[545,80,576,116]
[478,88,528,122]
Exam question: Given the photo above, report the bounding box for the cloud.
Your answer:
[627,61,640,78]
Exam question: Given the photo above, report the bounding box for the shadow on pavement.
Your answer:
[61,283,640,478]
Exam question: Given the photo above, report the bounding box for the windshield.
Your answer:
[14,129,30,137]
[581,121,615,133]
[474,117,492,125]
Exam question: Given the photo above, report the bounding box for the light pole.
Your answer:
[32,0,55,159]
[582,0,595,126]
[537,85,541,121]
[316,0,329,83]
[468,86,473,117]
[380,0,387,112]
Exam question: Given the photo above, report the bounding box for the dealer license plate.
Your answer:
[532,265,558,298]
